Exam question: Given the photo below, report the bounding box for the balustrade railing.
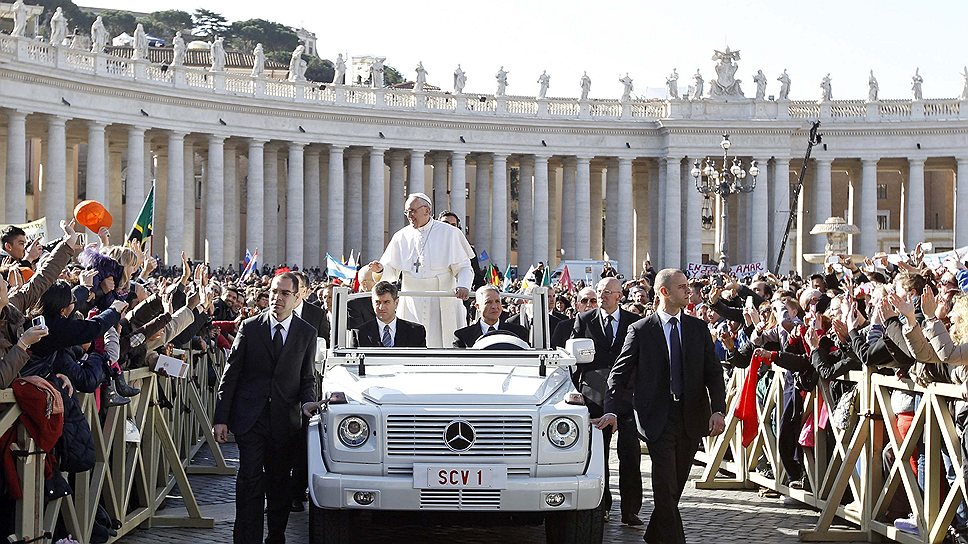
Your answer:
[589,100,622,118]
[548,99,579,116]
[881,100,914,117]
[506,97,538,115]
[790,101,821,118]
[831,100,867,118]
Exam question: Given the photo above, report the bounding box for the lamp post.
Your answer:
[691,133,759,271]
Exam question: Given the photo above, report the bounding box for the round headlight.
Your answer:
[547,417,579,449]
[338,416,370,447]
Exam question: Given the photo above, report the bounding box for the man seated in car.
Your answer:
[354,281,427,348]
[453,285,529,348]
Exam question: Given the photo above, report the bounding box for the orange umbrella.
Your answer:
[73,200,112,233]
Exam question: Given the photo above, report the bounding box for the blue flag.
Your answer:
[326,253,358,281]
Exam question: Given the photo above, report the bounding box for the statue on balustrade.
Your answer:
[171,34,186,67]
[49,7,67,46]
[820,73,832,102]
[11,0,27,38]
[495,66,508,96]
[453,64,466,93]
[333,53,346,84]
[777,69,791,100]
[868,70,879,102]
[692,69,703,100]
[580,71,591,100]
[250,43,264,76]
[537,70,550,98]
[288,45,306,82]
[415,61,427,91]
[619,73,633,102]
[911,68,923,101]
[371,58,385,88]
[961,66,968,100]
[753,69,767,100]
[708,47,744,98]
[91,16,108,53]
[132,23,148,60]
[210,36,226,72]
[666,68,679,99]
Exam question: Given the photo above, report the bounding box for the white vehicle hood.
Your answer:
[323,364,572,405]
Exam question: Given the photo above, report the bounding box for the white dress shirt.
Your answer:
[599,308,620,341]
[378,317,398,345]
[655,307,684,358]
[269,312,294,344]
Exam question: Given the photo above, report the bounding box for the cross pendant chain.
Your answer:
[413,259,421,273]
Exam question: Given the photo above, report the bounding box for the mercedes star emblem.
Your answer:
[443,420,475,452]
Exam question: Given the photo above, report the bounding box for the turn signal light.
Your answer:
[565,393,585,406]
[327,391,347,405]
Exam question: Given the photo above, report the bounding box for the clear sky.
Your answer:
[78,0,967,101]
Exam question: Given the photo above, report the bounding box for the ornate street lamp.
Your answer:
[691,133,759,271]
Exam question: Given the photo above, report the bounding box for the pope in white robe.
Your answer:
[368,193,474,347]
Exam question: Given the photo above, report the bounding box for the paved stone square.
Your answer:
[116,442,864,543]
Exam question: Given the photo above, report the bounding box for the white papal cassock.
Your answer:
[378,219,474,347]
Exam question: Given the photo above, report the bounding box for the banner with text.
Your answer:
[921,246,968,270]
[687,260,768,279]
[0,217,47,243]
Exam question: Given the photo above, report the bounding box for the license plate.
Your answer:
[413,464,507,489]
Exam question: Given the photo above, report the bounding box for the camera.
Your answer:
[32,315,46,328]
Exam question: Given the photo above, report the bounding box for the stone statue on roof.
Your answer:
[49,7,67,46]
[495,66,508,96]
[132,23,148,60]
[91,16,109,53]
[11,0,28,38]
[171,34,186,67]
[333,53,346,84]
[288,45,306,82]
[537,70,550,98]
[868,70,879,102]
[251,43,264,77]
[753,70,767,100]
[709,47,744,98]
[210,36,226,72]
[453,64,466,94]
[619,73,633,102]
[911,68,923,101]
[820,73,832,102]
[777,69,791,100]
[580,71,591,101]
[692,69,703,100]
[961,66,968,100]
[415,61,427,91]
[666,68,679,99]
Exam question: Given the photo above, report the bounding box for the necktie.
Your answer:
[604,314,614,345]
[488,325,497,334]
[669,317,683,397]
[272,323,284,357]
[382,324,393,347]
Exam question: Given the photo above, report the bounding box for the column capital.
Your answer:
[86,119,109,130]
[6,109,30,119]
[127,124,149,134]
[328,144,347,152]
[167,130,189,139]
[532,153,553,162]
[304,146,322,157]
[859,156,880,165]
[410,148,430,154]
[492,153,509,162]
[346,147,366,158]
[288,141,308,150]
[450,150,467,160]
[248,137,268,147]
[575,155,594,163]
[908,156,927,166]
[957,157,968,165]
[814,157,834,165]
[46,115,68,126]
[369,146,389,154]
[207,133,228,144]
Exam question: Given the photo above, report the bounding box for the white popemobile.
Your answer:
[308,287,605,543]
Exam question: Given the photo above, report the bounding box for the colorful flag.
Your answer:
[479,249,489,264]
[560,265,574,294]
[127,184,154,242]
[487,263,501,286]
[517,264,536,292]
[540,265,551,287]
[327,253,358,281]
[241,249,259,280]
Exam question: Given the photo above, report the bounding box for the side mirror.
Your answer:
[565,338,596,364]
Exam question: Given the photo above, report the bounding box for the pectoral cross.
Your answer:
[413,259,421,273]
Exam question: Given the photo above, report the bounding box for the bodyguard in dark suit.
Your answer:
[570,277,643,525]
[355,281,427,348]
[213,273,318,544]
[598,269,727,544]
[453,285,529,347]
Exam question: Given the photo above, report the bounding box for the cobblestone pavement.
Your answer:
[117,443,864,544]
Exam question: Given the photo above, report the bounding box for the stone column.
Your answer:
[491,153,509,267]
[182,139,196,258]
[590,165,604,259]
[561,156,577,259]
[617,156,634,276]
[905,157,926,250]
[66,144,78,222]
[533,155,551,267]
[154,147,168,259]
[204,135,225,266]
[662,157,681,267]
[813,158,833,254]
[303,147,321,267]
[286,142,305,266]
[450,151,468,235]
[318,151,329,252]
[605,159,619,259]
[859,158,879,257]
[683,157,703,266]
[409,149,426,194]
[223,144,239,266]
[164,131,186,264]
[388,151,407,232]
[366,147,387,260]
[125,126,147,230]
[4,110,28,223]
[43,116,67,229]
[749,157,771,263]
[327,145,346,256]
[771,158,791,272]
[345,148,364,255]
[574,156,592,260]
[263,144,279,265]
[432,152,448,211]
[85,120,108,206]
[473,155,491,252]
[517,156,534,267]
[245,139,265,258]
[957,158,968,247]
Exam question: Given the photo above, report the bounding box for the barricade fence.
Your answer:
[695,365,967,543]
[2,349,233,544]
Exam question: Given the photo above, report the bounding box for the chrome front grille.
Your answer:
[419,489,501,510]
[386,414,533,457]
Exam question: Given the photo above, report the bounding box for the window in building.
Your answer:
[876,183,888,200]
[877,210,890,231]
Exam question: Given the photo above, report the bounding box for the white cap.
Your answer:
[405,192,432,211]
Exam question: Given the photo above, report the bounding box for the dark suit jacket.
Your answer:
[509,311,562,348]
[356,317,427,348]
[570,308,641,417]
[347,296,376,331]
[214,311,317,439]
[453,319,530,348]
[604,312,727,442]
[299,301,328,339]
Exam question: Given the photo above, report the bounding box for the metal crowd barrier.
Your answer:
[694,364,968,544]
[3,349,234,544]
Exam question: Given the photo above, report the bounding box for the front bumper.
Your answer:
[308,426,605,512]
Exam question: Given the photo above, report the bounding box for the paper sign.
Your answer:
[154,354,189,378]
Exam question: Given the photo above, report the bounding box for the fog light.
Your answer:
[545,492,565,507]
[353,491,375,505]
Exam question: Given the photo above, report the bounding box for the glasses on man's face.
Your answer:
[271,289,295,298]
[580,297,598,304]
[404,206,428,216]
[597,289,617,297]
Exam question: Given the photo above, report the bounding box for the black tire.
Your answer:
[544,502,604,544]
[309,504,351,544]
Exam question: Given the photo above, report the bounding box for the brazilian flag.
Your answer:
[128,185,154,242]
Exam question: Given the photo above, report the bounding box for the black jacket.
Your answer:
[453,319,529,348]
[299,301,328,339]
[356,318,427,348]
[570,308,641,417]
